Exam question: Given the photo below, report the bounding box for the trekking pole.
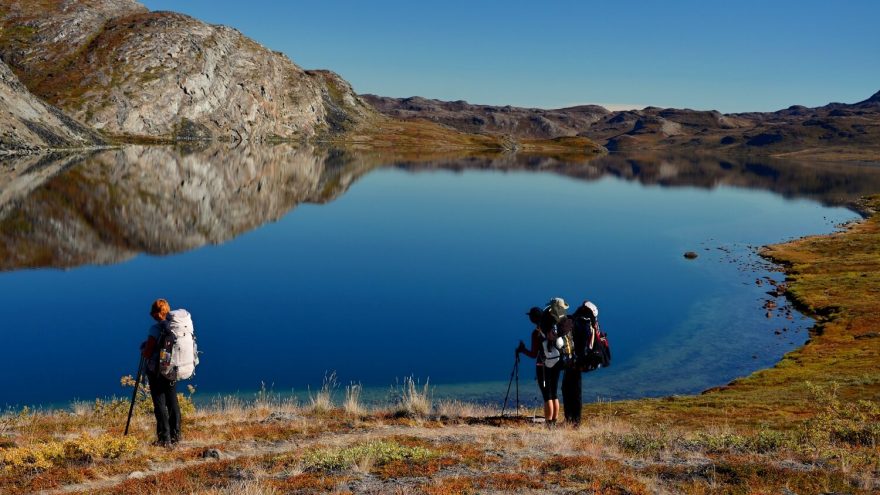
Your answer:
[514,352,520,416]
[124,355,145,436]
[501,350,519,417]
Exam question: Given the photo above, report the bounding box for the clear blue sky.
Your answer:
[142,0,879,113]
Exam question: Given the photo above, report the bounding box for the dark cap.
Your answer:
[526,306,543,325]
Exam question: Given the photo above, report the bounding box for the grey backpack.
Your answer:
[157,309,199,381]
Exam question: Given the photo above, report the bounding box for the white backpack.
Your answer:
[157,309,199,381]
[539,330,562,368]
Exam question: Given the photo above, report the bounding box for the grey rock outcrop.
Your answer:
[0,58,103,152]
[0,0,374,142]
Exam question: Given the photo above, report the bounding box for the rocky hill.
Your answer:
[0,57,103,152]
[364,90,880,160]
[0,0,373,142]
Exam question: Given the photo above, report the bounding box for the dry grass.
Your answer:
[308,372,337,413]
[392,377,432,418]
[343,382,365,417]
[435,400,497,419]
[1,394,877,495]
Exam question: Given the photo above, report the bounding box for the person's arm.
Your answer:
[518,329,541,359]
[140,323,161,358]
[141,336,157,358]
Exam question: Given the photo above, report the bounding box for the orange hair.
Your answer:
[150,298,171,319]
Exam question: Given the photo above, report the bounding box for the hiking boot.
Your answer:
[151,439,172,448]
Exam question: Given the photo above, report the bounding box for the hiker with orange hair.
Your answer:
[140,298,181,447]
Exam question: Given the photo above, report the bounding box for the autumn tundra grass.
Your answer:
[1,196,879,494]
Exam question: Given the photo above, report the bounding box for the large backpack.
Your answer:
[573,314,611,372]
[539,329,561,368]
[555,317,577,369]
[157,309,199,381]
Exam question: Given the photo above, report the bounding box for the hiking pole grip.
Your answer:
[124,356,146,436]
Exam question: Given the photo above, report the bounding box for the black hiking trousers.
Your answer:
[561,368,582,426]
[147,372,181,443]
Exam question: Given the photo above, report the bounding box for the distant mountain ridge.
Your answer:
[0,0,874,160]
[363,89,880,159]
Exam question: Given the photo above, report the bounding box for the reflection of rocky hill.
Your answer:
[364,91,880,160]
[386,153,880,211]
[0,145,375,270]
[3,147,880,271]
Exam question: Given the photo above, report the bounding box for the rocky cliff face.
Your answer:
[364,91,880,158]
[0,0,373,142]
[0,144,375,269]
[0,58,103,152]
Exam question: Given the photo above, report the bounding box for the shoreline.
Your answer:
[1,198,877,494]
[584,194,880,428]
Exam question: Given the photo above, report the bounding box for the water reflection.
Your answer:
[0,145,375,270]
[2,147,879,272]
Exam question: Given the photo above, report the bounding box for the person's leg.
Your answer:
[165,381,181,443]
[547,365,561,423]
[537,366,552,421]
[148,374,170,443]
[561,369,573,422]
[570,371,582,426]
[561,369,582,425]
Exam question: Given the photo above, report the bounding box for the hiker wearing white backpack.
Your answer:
[140,298,198,447]
[517,298,570,427]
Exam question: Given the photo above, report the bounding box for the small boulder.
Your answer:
[202,448,233,460]
[683,251,699,260]
[128,471,147,479]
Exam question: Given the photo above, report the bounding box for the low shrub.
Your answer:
[0,434,138,473]
[799,383,880,450]
[302,440,437,472]
[613,429,669,455]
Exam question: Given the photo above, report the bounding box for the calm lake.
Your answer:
[1,145,876,408]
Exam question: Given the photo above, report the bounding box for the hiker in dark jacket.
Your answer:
[563,300,600,426]
[140,298,181,447]
[517,298,569,427]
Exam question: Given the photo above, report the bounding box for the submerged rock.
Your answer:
[683,251,699,259]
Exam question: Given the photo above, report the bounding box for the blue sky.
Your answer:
[142,0,879,113]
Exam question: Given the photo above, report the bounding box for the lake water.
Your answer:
[0,145,874,409]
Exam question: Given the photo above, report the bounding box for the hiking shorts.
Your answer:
[536,363,561,401]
